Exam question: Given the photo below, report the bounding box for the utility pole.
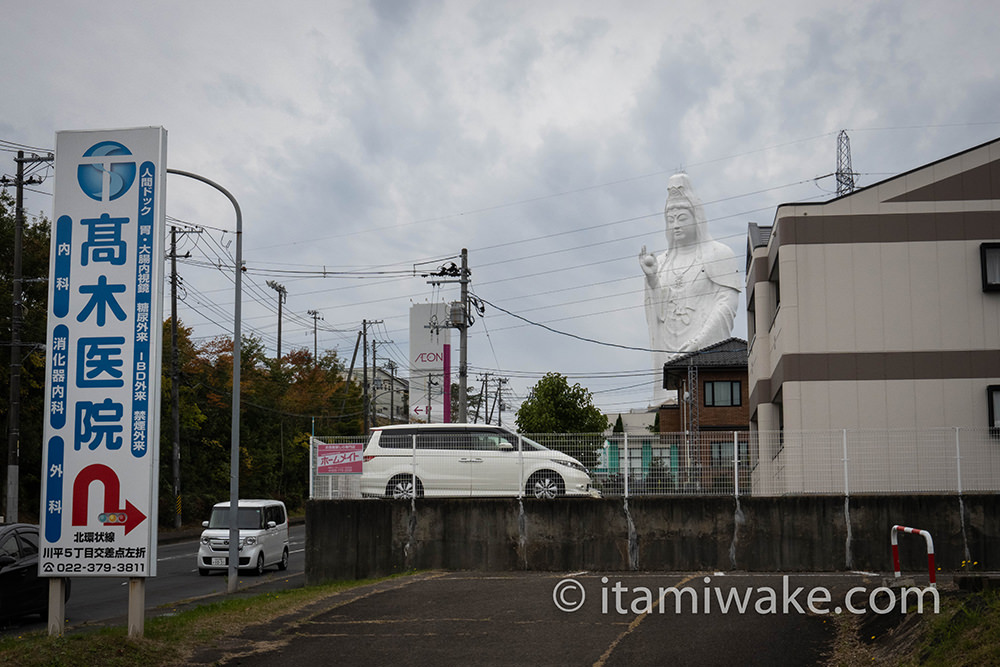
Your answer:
[165,225,196,529]
[362,319,369,436]
[339,331,362,417]
[474,373,489,424]
[266,280,287,361]
[424,252,472,423]
[168,228,186,529]
[3,150,52,523]
[384,360,398,424]
[495,377,508,426]
[360,320,383,436]
[307,309,322,367]
[371,338,378,427]
[170,227,180,529]
[459,248,469,423]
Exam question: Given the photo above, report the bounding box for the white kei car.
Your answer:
[360,424,599,499]
[197,499,289,576]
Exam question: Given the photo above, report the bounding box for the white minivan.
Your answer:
[197,499,289,576]
[360,424,599,499]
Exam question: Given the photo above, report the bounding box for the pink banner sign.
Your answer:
[317,442,363,475]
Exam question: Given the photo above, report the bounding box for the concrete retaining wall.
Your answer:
[305,495,1000,584]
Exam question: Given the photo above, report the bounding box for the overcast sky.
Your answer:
[3,1,1000,421]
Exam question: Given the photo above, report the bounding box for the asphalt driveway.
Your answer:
[188,570,913,666]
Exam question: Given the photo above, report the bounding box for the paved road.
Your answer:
[0,524,307,636]
[188,571,920,666]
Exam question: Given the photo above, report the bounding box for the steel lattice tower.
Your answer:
[836,130,856,196]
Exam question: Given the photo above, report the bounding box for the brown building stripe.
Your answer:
[750,350,1000,406]
[774,210,1000,247]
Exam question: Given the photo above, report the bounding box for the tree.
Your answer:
[515,373,608,433]
[648,410,660,433]
[0,191,51,521]
[613,414,625,433]
[515,373,608,469]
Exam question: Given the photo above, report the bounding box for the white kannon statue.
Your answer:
[639,173,741,405]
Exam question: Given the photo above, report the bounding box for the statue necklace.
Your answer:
[668,249,701,288]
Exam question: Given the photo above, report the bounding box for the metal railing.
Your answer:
[309,427,1000,499]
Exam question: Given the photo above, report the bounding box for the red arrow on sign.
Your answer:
[71,463,147,536]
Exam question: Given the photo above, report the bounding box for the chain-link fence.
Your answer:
[310,427,1000,499]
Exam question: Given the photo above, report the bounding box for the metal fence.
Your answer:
[309,427,1000,499]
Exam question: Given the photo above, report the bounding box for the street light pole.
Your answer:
[166,168,243,594]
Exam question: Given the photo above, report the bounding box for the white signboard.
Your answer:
[39,127,167,578]
[409,303,451,423]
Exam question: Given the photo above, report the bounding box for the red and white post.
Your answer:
[891,525,936,588]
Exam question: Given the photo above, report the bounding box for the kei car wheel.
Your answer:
[278,547,289,571]
[527,471,565,499]
[253,553,265,576]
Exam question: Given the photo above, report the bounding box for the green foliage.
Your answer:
[515,373,608,469]
[0,192,51,520]
[515,373,608,434]
[903,589,1000,666]
[613,414,625,433]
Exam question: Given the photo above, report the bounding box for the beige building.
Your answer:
[746,138,1000,493]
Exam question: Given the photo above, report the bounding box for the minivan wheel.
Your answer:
[253,553,265,576]
[527,471,564,499]
[278,547,289,571]
[386,474,423,500]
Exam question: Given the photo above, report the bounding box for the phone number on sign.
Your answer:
[44,561,147,574]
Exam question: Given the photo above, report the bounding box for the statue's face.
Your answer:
[665,205,697,246]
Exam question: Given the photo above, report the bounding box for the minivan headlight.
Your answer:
[243,536,257,546]
[552,459,588,473]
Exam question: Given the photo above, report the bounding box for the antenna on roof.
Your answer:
[836,130,857,196]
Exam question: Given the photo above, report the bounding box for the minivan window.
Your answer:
[208,507,263,530]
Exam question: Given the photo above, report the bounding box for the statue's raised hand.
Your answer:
[639,245,657,276]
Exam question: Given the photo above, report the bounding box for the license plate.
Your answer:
[212,557,227,566]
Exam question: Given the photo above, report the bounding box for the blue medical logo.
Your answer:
[77,141,137,202]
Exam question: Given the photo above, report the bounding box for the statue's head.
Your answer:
[664,172,709,248]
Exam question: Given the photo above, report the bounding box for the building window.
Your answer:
[981,244,1000,291]
[769,262,780,328]
[988,385,1000,431]
[705,381,741,407]
[710,440,749,466]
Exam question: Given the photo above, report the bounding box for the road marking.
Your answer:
[593,573,698,667]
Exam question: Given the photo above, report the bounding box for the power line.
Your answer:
[471,293,713,355]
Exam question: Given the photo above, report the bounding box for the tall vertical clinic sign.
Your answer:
[409,303,451,423]
[40,128,167,578]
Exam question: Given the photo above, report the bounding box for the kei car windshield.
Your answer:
[208,507,263,530]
